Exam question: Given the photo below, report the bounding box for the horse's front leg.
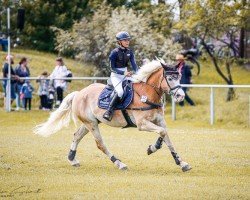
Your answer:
[147,136,163,155]
[137,119,191,172]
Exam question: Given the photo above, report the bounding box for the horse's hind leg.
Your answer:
[68,125,89,167]
[87,122,128,170]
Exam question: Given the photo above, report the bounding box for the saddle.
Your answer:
[98,79,134,110]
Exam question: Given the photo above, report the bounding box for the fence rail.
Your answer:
[1,77,249,125]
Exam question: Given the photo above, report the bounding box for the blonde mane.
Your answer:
[132,60,162,83]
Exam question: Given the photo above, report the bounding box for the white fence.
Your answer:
[1,77,250,125]
[172,84,250,125]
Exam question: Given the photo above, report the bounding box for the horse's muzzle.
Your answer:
[173,88,185,103]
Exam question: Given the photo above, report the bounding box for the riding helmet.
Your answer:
[116,31,131,41]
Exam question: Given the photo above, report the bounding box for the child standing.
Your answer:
[37,71,50,110]
[20,80,34,110]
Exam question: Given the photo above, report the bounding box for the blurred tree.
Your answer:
[54,4,181,76]
[0,0,175,51]
[0,1,18,34]
[238,0,248,58]
[146,2,173,37]
[177,0,186,19]
[176,0,249,101]
[21,0,94,51]
[1,0,108,51]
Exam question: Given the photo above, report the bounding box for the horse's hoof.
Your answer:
[120,165,128,170]
[68,159,80,167]
[115,160,128,170]
[72,163,80,167]
[182,164,192,172]
[147,145,153,155]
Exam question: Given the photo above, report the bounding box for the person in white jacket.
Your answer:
[50,57,69,107]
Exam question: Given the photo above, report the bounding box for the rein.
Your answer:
[129,69,164,111]
[128,69,180,111]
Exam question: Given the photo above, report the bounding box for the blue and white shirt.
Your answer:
[109,47,138,75]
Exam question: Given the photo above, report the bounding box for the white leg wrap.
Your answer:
[150,145,157,153]
[70,142,77,151]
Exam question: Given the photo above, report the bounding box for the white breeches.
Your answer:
[111,69,127,98]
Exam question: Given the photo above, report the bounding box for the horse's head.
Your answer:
[159,62,185,102]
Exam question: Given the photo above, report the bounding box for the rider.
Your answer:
[103,31,138,121]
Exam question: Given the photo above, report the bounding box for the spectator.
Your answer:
[0,36,8,52]
[2,55,19,108]
[15,57,30,110]
[37,71,50,110]
[176,54,195,106]
[20,80,34,110]
[50,57,70,108]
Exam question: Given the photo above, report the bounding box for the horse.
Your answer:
[33,60,192,172]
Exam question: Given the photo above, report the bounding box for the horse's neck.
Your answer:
[134,69,163,102]
[147,68,163,87]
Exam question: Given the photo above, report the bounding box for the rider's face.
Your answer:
[120,39,130,48]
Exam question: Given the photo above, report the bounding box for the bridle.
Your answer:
[135,67,182,97]
[127,67,182,111]
[163,68,182,96]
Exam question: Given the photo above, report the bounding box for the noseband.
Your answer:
[128,67,181,111]
[163,68,182,96]
[137,68,182,97]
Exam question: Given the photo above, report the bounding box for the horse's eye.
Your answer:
[168,77,172,81]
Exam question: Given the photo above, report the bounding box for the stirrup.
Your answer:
[103,110,113,121]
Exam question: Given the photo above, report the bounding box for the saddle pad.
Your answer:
[98,81,134,110]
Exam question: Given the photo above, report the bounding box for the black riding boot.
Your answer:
[103,93,120,121]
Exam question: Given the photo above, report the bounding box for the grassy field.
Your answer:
[0,50,249,199]
[0,110,249,199]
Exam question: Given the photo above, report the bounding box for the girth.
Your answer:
[121,99,162,128]
[126,99,162,111]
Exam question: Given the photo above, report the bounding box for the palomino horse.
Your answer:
[34,60,192,172]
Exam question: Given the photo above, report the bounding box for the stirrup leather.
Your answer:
[103,110,114,121]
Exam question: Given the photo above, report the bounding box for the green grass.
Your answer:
[0,111,249,199]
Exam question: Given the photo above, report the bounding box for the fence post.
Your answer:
[210,87,215,125]
[6,7,11,112]
[172,96,176,120]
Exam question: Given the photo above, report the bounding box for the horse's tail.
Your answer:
[33,91,79,137]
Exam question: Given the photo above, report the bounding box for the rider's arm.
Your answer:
[109,50,125,75]
[130,51,138,73]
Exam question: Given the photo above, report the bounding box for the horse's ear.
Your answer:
[155,56,167,69]
[160,62,168,69]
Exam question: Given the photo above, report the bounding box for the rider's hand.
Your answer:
[14,75,20,80]
[125,71,133,77]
